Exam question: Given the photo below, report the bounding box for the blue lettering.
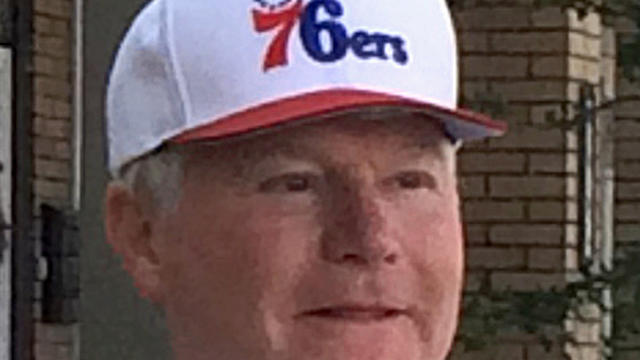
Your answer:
[299,0,409,65]
[389,36,409,64]
[368,33,392,60]
[300,0,349,63]
[350,31,376,59]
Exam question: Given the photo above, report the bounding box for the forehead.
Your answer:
[179,110,451,166]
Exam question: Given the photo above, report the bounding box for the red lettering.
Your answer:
[253,0,304,71]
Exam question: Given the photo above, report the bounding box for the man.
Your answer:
[104,0,507,359]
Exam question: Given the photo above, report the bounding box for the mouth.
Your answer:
[298,306,408,323]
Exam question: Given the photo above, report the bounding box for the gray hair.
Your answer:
[113,145,185,217]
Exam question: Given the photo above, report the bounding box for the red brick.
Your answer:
[528,154,571,174]
[33,35,69,58]
[528,201,565,221]
[34,159,70,180]
[490,224,564,246]
[489,176,565,198]
[530,7,568,28]
[463,201,525,222]
[459,31,488,53]
[530,104,569,126]
[490,32,567,54]
[33,138,71,160]
[616,141,640,160]
[34,56,70,79]
[618,162,640,180]
[464,224,488,245]
[616,182,640,200]
[531,56,567,77]
[615,100,640,119]
[34,15,70,38]
[52,100,72,118]
[491,272,565,291]
[34,96,54,116]
[615,224,640,244]
[454,8,531,31]
[615,120,640,139]
[34,0,72,19]
[616,203,640,222]
[461,83,488,104]
[467,247,526,270]
[33,117,71,139]
[460,175,485,197]
[462,56,528,78]
[34,77,72,99]
[459,153,526,174]
[33,179,69,200]
[489,127,565,150]
[464,271,485,292]
[491,81,568,102]
[527,248,566,270]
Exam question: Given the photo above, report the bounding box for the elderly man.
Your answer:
[104,0,506,359]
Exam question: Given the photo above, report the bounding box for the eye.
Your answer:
[389,171,437,190]
[259,173,316,193]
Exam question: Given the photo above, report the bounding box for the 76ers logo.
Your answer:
[252,0,409,71]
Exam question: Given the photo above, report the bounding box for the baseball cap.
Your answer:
[106,0,507,176]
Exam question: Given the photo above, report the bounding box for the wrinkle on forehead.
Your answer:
[178,111,455,176]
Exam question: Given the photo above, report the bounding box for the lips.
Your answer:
[299,305,408,322]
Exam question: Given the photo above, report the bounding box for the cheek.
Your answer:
[400,195,463,267]
[397,195,464,305]
[163,197,321,309]
[396,197,463,355]
[157,200,322,353]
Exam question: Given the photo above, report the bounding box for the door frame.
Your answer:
[0,45,12,360]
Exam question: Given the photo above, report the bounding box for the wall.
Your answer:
[31,0,77,359]
[448,2,613,359]
[613,15,640,360]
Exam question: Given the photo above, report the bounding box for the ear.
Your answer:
[104,182,163,303]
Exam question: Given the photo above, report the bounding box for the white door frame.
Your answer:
[0,46,13,360]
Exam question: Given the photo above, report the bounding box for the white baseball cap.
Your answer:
[106,0,507,176]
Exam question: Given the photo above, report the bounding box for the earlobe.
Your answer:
[104,182,163,303]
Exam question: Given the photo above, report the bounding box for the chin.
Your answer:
[276,326,448,360]
[282,345,424,360]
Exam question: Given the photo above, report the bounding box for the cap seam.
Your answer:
[163,0,192,131]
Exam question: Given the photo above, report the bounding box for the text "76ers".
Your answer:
[252,0,409,71]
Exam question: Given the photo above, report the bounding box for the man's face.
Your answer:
[136,113,463,360]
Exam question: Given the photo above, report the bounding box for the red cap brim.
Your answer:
[170,89,507,144]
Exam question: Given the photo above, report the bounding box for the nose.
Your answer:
[320,185,400,267]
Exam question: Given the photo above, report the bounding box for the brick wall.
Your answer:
[449,3,610,359]
[613,15,640,360]
[31,0,77,359]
